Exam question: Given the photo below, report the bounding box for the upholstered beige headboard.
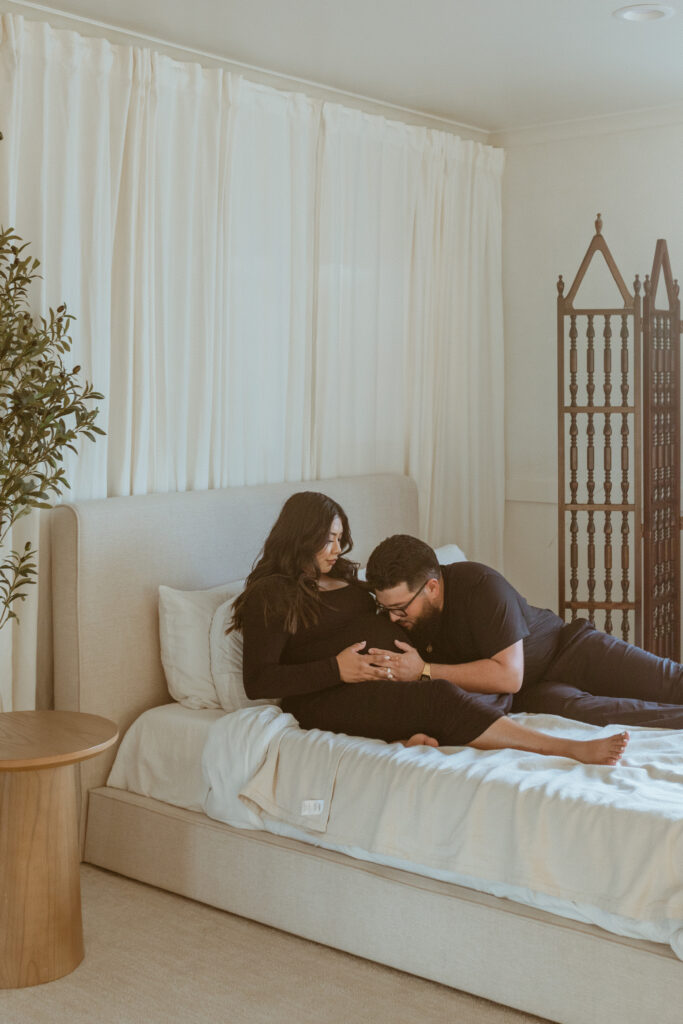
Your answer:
[51,474,419,808]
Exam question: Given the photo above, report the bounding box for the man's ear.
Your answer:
[425,576,440,599]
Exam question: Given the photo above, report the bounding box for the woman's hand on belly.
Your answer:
[367,640,425,682]
[336,642,401,683]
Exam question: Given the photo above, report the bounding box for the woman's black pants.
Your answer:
[514,620,683,727]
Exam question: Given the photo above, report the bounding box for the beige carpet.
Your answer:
[0,866,550,1024]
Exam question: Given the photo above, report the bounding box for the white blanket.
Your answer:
[202,707,683,952]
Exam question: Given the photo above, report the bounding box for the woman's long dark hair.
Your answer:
[231,492,358,634]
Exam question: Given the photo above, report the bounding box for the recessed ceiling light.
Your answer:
[612,4,675,20]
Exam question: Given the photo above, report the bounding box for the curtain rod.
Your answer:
[3,0,489,138]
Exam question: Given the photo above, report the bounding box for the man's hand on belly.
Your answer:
[337,642,405,683]
[367,640,425,681]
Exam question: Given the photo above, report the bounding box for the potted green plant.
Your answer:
[0,138,104,628]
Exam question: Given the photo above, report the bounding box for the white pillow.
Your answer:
[434,542,468,564]
[209,597,281,713]
[159,580,245,709]
[357,541,467,581]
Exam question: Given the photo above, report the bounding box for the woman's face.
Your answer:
[313,515,343,575]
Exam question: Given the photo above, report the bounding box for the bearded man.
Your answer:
[365,535,683,728]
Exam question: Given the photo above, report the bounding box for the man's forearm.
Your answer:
[427,659,522,694]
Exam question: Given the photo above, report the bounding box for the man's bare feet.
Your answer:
[402,733,439,748]
[569,730,630,765]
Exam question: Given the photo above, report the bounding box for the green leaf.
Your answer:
[0,230,104,630]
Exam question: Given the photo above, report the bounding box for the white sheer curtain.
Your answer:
[313,106,505,556]
[107,70,318,495]
[0,13,504,711]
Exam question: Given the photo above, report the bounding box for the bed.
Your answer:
[51,473,683,1024]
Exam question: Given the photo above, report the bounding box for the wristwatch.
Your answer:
[420,662,432,680]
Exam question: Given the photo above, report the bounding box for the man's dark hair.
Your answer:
[366,534,440,592]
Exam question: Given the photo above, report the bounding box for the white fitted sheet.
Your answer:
[108,703,683,958]
[107,703,225,811]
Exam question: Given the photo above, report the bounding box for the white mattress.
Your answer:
[107,703,225,811]
[108,702,683,958]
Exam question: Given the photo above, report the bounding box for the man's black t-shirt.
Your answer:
[423,562,566,687]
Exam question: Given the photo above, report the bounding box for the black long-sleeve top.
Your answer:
[241,582,403,700]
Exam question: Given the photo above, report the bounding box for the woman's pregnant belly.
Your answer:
[282,612,407,664]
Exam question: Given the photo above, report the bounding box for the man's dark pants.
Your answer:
[514,620,683,728]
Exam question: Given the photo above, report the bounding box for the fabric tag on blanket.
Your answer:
[301,799,325,815]
[239,726,345,833]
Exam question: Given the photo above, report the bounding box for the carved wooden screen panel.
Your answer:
[557,216,641,643]
[642,241,681,660]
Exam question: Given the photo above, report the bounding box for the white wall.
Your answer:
[501,116,683,612]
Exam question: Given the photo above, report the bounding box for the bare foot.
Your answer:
[569,730,629,765]
[402,733,439,748]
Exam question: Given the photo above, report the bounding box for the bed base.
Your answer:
[86,786,683,1024]
[53,475,683,1024]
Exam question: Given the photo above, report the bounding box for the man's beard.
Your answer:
[409,604,442,651]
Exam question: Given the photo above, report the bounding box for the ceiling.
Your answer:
[8,0,683,132]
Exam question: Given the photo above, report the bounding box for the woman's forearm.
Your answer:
[243,655,340,700]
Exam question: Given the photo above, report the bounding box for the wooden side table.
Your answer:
[0,710,118,989]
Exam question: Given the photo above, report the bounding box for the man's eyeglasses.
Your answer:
[377,579,429,618]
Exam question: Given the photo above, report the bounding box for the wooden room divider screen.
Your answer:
[557,215,682,658]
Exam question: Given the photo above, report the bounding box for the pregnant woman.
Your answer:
[231,491,628,765]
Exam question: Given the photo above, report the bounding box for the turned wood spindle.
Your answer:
[620,314,630,640]
[586,315,596,616]
[603,315,613,632]
[567,315,580,609]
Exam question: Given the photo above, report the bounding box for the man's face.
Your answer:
[374,577,440,634]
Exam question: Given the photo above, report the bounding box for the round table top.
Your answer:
[0,711,119,771]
